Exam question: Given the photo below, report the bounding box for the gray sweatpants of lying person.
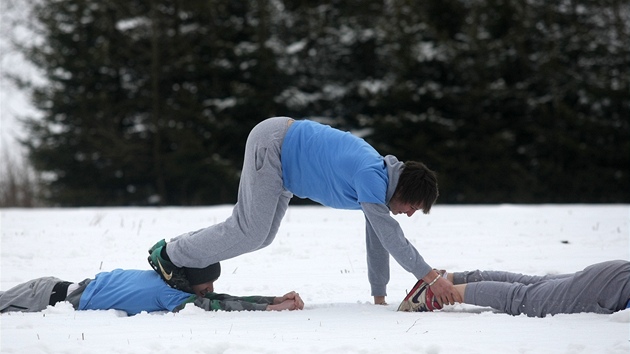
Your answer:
[452,260,630,317]
[0,277,64,313]
[0,277,90,313]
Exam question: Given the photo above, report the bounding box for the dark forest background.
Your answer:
[11,0,629,206]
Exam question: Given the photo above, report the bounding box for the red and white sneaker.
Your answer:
[397,279,442,312]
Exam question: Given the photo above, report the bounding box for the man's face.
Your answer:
[192,280,215,297]
[388,198,421,217]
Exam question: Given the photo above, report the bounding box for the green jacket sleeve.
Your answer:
[173,293,275,312]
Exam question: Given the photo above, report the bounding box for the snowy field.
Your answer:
[1,204,629,353]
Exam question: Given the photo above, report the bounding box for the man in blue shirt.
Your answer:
[0,263,304,315]
[149,117,461,306]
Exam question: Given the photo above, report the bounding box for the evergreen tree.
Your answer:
[20,0,629,205]
[366,0,629,203]
[23,0,286,205]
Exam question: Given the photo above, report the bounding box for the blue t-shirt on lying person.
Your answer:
[79,269,191,315]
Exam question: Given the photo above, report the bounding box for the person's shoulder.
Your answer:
[100,269,161,280]
[106,268,153,275]
[295,119,338,131]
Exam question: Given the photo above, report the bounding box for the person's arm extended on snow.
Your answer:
[174,291,304,312]
[361,202,461,305]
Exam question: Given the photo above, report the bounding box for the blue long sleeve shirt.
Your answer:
[281,120,431,296]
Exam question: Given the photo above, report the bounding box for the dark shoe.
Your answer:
[148,239,166,255]
[147,240,193,293]
[397,279,442,312]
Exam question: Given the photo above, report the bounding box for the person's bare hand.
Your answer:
[272,291,304,310]
[267,299,300,311]
[429,277,462,305]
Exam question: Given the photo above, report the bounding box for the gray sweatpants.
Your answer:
[167,117,294,268]
[0,277,63,313]
[454,260,630,317]
[0,277,90,313]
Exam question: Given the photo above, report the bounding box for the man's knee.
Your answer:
[245,229,278,250]
[258,234,277,249]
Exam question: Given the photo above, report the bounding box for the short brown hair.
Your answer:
[392,161,439,214]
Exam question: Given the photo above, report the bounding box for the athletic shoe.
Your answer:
[397,279,442,312]
[147,239,193,293]
[148,239,166,255]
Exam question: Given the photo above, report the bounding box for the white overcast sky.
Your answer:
[0,0,42,160]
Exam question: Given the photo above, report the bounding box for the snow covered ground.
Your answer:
[1,204,629,353]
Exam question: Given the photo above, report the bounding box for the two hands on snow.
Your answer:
[267,291,305,311]
[266,273,463,310]
[373,270,463,306]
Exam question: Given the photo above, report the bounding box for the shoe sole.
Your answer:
[397,279,426,311]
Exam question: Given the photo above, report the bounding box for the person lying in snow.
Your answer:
[398,260,630,317]
[0,262,304,315]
